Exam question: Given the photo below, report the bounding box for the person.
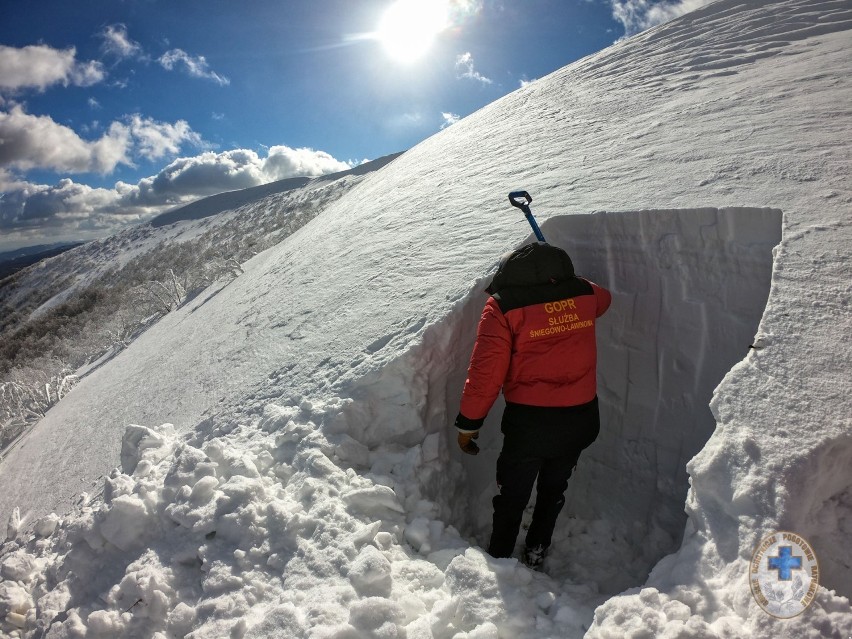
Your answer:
[454,241,611,569]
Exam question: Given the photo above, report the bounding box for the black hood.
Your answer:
[486,242,575,295]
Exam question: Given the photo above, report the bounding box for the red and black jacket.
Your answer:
[457,242,611,431]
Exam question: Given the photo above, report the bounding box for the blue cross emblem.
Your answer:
[767,546,802,581]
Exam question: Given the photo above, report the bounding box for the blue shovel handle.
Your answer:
[508,191,546,242]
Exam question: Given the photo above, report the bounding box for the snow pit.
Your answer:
[435,207,782,594]
[0,207,840,639]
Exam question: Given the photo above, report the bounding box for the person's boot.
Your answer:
[522,544,547,570]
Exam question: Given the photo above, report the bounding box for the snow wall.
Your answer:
[349,206,782,595]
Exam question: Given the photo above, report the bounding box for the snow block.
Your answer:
[0,550,38,583]
[0,582,32,618]
[120,423,175,475]
[245,603,307,638]
[98,494,152,551]
[348,545,393,597]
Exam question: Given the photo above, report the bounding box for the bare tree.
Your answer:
[0,365,78,451]
[100,309,141,351]
[136,269,188,315]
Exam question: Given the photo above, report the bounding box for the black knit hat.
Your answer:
[486,242,574,295]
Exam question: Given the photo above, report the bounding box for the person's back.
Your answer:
[459,241,611,420]
[454,241,611,566]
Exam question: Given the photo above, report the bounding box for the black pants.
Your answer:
[487,397,600,559]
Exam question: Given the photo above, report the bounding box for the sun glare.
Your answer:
[377,0,450,63]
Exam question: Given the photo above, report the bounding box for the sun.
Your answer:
[376,0,450,63]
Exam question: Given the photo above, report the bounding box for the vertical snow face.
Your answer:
[429,207,781,593]
[551,208,781,584]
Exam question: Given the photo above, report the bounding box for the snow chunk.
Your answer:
[348,545,393,597]
[7,612,26,629]
[190,474,220,503]
[162,443,217,502]
[0,581,32,618]
[99,494,152,551]
[404,517,432,553]
[106,551,177,622]
[343,484,404,516]
[33,513,61,538]
[348,597,406,636]
[0,550,39,583]
[587,587,719,639]
[205,440,261,479]
[445,550,512,631]
[329,433,371,467]
[121,423,175,474]
[245,603,307,637]
[349,520,383,549]
[466,622,500,638]
[403,517,447,555]
[167,602,197,636]
[86,609,129,636]
[5,507,20,542]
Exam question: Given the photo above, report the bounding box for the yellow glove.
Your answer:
[457,431,480,455]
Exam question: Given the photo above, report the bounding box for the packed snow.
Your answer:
[1,0,851,637]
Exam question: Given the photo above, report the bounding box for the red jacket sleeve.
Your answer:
[587,279,612,317]
[459,297,512,421]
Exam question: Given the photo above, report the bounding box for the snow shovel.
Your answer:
[508,191,546,242]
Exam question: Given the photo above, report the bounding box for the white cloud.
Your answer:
[264,146,352,180]
[455,52,492,84]
[0,105,129,173]
[100,24,143,59]
[0,146,354,235]
[127,146,351,206]
[0,172,106,230]
[128,149,267,206]
[0,106,203,174]
[0,167,32,193]
[0,44,105,93]
[18,179,120,225]
[127,115,204,162]
[441,112,460,129]
[610,0,712,37]
[158,49,230,86]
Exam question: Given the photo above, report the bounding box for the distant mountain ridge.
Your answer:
[0,242,85,280]
[149,152,404,228]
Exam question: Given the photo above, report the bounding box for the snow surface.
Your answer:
[1,0,851,637]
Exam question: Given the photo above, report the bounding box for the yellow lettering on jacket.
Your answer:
[548,313,579,326]
[543,299,577,313]
[529,320,594,339]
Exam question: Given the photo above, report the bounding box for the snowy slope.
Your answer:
[0,157,399,514]
[1,0,851,638]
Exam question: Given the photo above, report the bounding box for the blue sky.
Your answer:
[0,0,704,251]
